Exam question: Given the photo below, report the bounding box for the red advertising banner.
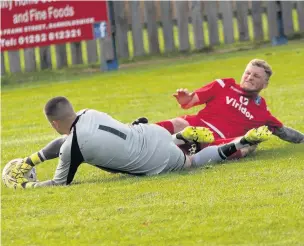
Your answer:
[0,0,110,51]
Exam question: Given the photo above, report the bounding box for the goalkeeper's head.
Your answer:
[240,59,273,94]
[44,96,77,135]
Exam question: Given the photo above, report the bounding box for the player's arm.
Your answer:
[23,135,83,188]
[23,180,59,188]
[266,110,304,144]
[8,164,63,189]
[173,79,230,109]
[23,157,81,188]
[24,136,67,166]
[24,160,73,188]
[272,126,304,143]
[173,89,199,109]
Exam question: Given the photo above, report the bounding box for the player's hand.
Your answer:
[15,160,33,175]
[7,167,29,189]
[173,89,195,107]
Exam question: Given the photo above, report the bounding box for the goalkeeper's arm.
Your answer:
[24,136,67,166]
[272,126,304,143]
[19,150,80,188]
[22,180,63,188]
[13,161,67,188]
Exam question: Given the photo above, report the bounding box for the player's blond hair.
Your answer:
[249,59,273,81]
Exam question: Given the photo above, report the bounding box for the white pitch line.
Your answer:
[2,135,57,147]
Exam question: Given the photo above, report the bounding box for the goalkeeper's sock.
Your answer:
[191,146,223,167]
[217,138,251,159]
[192,143,242,167]
[172,133,188,145]
[24,152,45,166]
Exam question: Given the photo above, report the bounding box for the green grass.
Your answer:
[1,40,304,246]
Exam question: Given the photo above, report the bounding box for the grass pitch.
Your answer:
[1,41,304,246]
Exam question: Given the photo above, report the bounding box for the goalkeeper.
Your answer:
[4,96,271,189]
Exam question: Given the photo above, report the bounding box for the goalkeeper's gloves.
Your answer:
[15,160,33,175]
[9,162,35,189]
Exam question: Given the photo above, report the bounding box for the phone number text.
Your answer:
[1,29,82,48]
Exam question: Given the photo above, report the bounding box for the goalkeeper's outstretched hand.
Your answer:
[2,159,31,189]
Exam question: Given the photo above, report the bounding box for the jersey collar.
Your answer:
[69,109,88,131]
[233,84,260,99]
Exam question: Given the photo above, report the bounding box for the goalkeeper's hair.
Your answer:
[249,59,272,81]
[44,96,75,121]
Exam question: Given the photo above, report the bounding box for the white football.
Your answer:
[2,158,37,188]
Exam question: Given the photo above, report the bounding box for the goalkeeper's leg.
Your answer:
[24,136,67,166]
[200,137,258,159]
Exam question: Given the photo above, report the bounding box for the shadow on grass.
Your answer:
[71,143,299,186]
[72,173,132,185]
[72,168,196,186]
[247,143,301,160]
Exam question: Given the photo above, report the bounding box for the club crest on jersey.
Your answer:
[254,96,261,105]
[226,96,254,120]
[239,96,249,105]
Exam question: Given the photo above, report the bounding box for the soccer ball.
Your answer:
[2,158,37,188]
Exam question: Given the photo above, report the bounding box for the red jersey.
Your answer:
[192,78,283,139]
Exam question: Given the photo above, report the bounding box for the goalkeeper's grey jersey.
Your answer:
[53,109,185,185]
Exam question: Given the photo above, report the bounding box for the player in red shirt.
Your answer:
[155,59,303,156]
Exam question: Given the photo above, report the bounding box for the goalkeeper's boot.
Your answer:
[241,125,272,145]
[178,126,215,144]
[132,117,149,125]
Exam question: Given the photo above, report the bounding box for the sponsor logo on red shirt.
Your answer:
[226,96,254,120]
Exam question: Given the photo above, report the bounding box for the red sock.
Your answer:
[200,137,238,149]
[156,121,174,134]
[212,138,237,145]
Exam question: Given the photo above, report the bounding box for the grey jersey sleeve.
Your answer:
[53,129,84,185]
[52,139,73,185]
[27,136,75,188]
[40,136,67,161]
[28,127,84,188]
[26,143,72,188]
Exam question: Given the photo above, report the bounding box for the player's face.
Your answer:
[240,64,268,93]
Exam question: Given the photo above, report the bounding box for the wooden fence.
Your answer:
[1,1,304,75]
